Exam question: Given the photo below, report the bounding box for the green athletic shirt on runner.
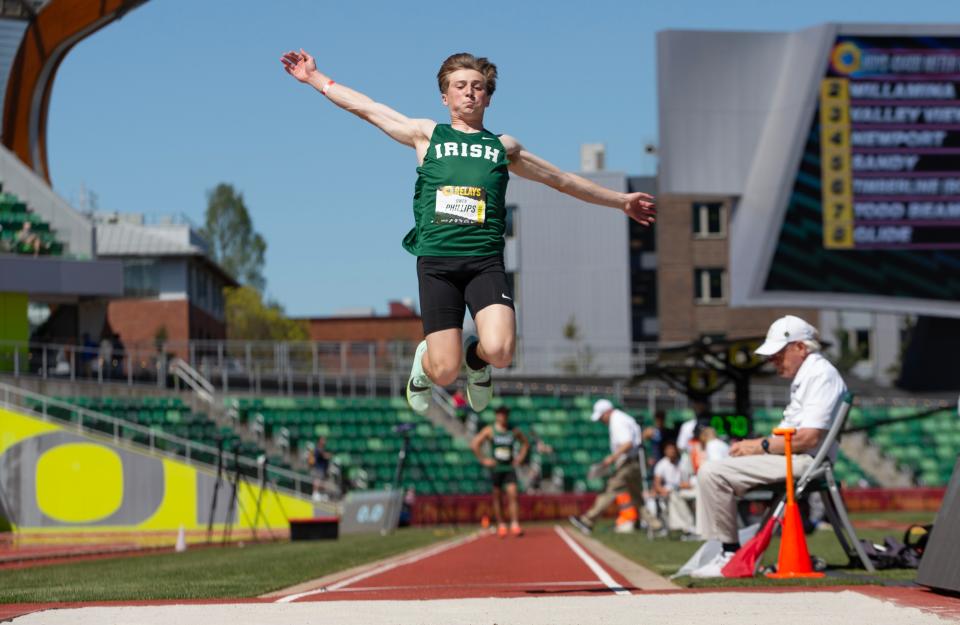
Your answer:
[402,124,510,257]
[491,425,516,473]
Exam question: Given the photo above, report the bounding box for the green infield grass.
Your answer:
[591,511,935,588]
[0,527,464,603]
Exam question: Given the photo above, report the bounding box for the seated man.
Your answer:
[691,315,846,578]
[653,440,696,537]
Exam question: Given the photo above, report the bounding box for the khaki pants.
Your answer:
[583,460,644,524]
[695,454,814,544]
[666,489,696,533]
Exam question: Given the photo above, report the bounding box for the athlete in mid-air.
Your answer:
[471,406,529,537]
[281,50,656,413]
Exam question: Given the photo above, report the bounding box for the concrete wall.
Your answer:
[507,172,632,375]
[657,29,790,196]
[818,310,904,387]
[0,256,122,297]
[0,407,312,532]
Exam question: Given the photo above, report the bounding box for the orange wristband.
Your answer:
[321,80,335,95]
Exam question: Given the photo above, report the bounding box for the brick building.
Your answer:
[296,301,424,373]
[94,214,236,357]
[656,195,817,344]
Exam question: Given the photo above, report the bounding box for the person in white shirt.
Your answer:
[569,399,661,534]
[699,426,730,465]
[653,440,696,535]
[691,315,846,578]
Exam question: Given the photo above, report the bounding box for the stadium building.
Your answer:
[652,23,960,385]
[503,159,654,377]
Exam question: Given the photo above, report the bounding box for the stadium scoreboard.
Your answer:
[821,38,960,250]
[765,34,960,305]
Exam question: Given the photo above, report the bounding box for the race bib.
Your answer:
[493,446,512,461]
[434,185,486,225]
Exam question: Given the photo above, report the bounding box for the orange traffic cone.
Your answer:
[480,515,490,530]
[615,492,637,522]
[766,428,824,579]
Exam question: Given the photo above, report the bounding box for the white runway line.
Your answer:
[331,580,604,592]
[275,532,482,603]
[553,526,630,596]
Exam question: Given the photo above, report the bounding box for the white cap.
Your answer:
[591,399,614,422]
[755,315,819,356]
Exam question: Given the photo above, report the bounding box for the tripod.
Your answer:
[206,436,224,544]
[221,443,258,544]
[389,423,455,528]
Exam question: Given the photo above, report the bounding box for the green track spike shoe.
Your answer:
[463,335,493,411]
[406,340,433,415]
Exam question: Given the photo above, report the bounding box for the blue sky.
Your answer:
[47,0,960,316]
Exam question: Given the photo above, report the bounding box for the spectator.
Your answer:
[308,436,333,502]
[653,440,696,537]
[98,334,113,377]
[451,388,468,422]
[523,430,555,493]
[398,487,416,527]
[569,399,661,534]
[698,426,730,465]
[15,221,42,256]
[79,332,97,377]
[691,315,846,577]
[642,409,675,465]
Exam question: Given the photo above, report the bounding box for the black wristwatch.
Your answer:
[761,437,771,454]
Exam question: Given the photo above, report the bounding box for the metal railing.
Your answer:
[0,337,655,392]
[0,381,322,502]
[1,338,953,411]
[170,357,215,404]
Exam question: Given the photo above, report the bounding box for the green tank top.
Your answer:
[402,124,510,257]
[491,425,516,472]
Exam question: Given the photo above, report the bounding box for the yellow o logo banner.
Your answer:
[36,443,124,522]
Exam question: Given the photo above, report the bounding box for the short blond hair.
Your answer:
[437,53,498,95]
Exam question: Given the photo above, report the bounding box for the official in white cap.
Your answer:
[690,315,847,578]
[569,399,661,534]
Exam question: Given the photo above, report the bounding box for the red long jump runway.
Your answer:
[276,526,634,602]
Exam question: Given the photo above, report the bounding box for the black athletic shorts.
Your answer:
[490,468,517,489]
[417,254,514,335]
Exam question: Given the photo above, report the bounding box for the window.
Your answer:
[504,204,517,238]
[692,202,725,238]
[123,259,159,297]
[694,268,725,304]
[211,278,225,318]
[855,329,871,360]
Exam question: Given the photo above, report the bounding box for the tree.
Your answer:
[557,315,597,375]
[225,286,309,341]
[200,183,267,291]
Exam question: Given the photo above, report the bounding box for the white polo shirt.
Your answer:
[777,352,847,457]
[654,457,684,491]
[608,409,642,461]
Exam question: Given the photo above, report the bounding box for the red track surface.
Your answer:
[281,526,634,602]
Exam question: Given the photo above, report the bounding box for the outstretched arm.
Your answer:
[500,136,655,226]
[281,49,434,152]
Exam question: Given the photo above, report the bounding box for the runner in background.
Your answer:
[471,406,529,537]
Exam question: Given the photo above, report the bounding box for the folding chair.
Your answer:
[743,391,875,572]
